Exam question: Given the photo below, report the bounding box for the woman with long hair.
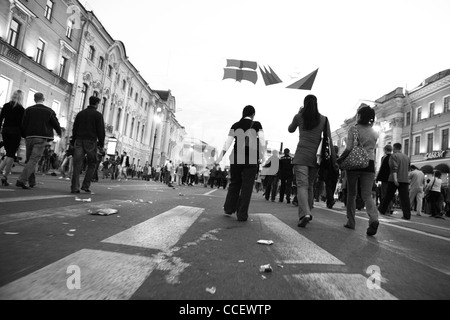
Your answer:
[289,95,336,228]
[337,105,380,236]
[0,90,25,186]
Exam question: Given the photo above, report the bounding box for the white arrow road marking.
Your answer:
[103,206,204,250]
[255,214,345,265]
[285,273,397,300]
[0,249,156,300]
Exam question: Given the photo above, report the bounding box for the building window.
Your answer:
[417,107,422,122]
[116,108,122,130]
[35,39,45,64]
[405,112,411,126]
[66,20,73,39]
[98,56,105,70]
[116,73,120,84]
[122,80,127,90]
[108,65,113,78]
[442,129,449,150]
[101,97,107,115]
[141,125,145,143]
[414,136,420,155]
[429,102,435,117]
[129,87,133,98]
[93,91,99,98]
[80,83,88,110]
[141,98,144,107]
[8,19,21,47]
[135,93,138,102]
[444,96,450,113]
[404,139,409,157]
[130,118,135,138]
[88,46,95,61]
[44,0,54,21]
[136,122,140,141]
[427,133,433,153]
[124,114,129,136]
[59,56,68,78]
[145,102,148,111]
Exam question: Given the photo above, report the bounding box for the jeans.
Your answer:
[294,165,319,219]
[71,139,98,192]
[18,138,47,185]
[380,181,393,214]
[224,165,258,221]
[378,182,411,219]
[346,171,379,228]
[264,175,278,201]
[279,175,293,202]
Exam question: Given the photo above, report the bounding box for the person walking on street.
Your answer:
[278,148,294,204]
[217,105,266,221]
[337,105,379,235]
[263,150,280,202]
[16,93,62,189]
[118,151,130,181]
[176,163,184,186]
[202,166,210,187]
[426,170,445,219]
[0,90,25,186]
[323,145,340,209]
[59,138,74,180]
[409,165,425,216]
[377,143,411,221]
[188,164,197,186]
[289,95,336,228]
[70,96,105,194]
[376,144,394,215]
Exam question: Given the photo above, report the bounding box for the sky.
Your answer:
[86,0,450,154]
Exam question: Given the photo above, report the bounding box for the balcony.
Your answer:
[0,38,73,93]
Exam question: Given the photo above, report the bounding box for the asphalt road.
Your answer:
[0,175,449,301]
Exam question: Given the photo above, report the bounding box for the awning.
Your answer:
[434,163,450,173]
[420,165,434,174]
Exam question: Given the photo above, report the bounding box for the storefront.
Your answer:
[414,150,450,185]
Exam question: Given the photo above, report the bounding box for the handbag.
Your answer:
[339,126,369,171]
[316,118,329,166]
[317,118,339,179]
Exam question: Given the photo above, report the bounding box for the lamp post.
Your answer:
[150,108,162,168]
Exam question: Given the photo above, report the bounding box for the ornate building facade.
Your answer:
[332,69,450,183]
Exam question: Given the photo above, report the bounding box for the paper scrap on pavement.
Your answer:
[90,208,119,216]
[75,197,91,202]
[4,232,19,235]
[205,287,216,294]
[257,240,274,245]
[66,233,75,237]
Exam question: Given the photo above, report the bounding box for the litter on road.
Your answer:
[205,287,216,294]
[90,208,119,216]
[259,264,273,273]
[257,240,274,246]
[75,197,92,202]
[66,233,75,237]
[4,232,19,235]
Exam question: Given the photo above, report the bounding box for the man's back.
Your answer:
[409,169,425,190]
[389,152,410,183]
[22,104,61,139]
[73,107,105,147]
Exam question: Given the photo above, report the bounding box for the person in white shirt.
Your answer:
[202,167,210,187]
[409,165,425,216]
[188,164,197,186]
[426,170,444,219]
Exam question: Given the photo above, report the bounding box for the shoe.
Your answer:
[287,199,291,204]
[237,218,248,222]
[327,204,333,209]
[416,213,422,216]
[1,177,10,187]
[298,215,311,228]
[29,184,36,188]
[271,199,275,202]
[81,188,92,193]
[65,178,70,181]
[435,216,445,220]
[367,221,379,236]
[279,199,283,203]
[16,181,30,189]
[224,210,233,216]
[292,201,298,207]
[344,224,355,230]
[71,190,80,194]
[401,217,410,221]
[59,176,64,180]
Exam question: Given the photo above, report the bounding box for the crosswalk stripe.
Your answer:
[285,273,397,300]
[0,249,156,300]
[103,206,204,250]
[0,195,74,204]
[0,200,128,225]
[255,214,345,265]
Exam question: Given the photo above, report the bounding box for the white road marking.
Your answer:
[103,206,204,250]
[286,273,397,300]
[202,189,218,196]
[0,249,156,300]
[0,195,74,203]
[255,214,345,265]
[0,200,128,225]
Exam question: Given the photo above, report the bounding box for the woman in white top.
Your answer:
[426,170,444,218]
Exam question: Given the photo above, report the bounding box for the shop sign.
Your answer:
[424,150,447,160]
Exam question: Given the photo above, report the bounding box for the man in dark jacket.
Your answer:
[278,148,294,204]
[16,92,62,189]
[376,144,393,215]
[70,96,105,194]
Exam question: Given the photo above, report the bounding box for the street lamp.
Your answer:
[150,108,162,168]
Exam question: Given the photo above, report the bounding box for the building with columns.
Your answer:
[332,69,450,184]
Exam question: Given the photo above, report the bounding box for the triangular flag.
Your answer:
[259,66,272,86]
[259,66,282,86]
[268,66,282,84]
[287,69,319,90]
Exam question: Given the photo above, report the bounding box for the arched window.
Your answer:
[130,118,135,139]
[80,83,88,110]
[115,108,122,130]
[101,97,107,115]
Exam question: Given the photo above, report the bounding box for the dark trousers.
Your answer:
[71,140,98,192]
[325,176,338,207]
[429,191,442,217]
[224,165,258,220]
[378,182,411,219]
[279,175,293,202]
[264,175,278,201]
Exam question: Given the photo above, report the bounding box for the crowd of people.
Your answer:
[1,91,449,236]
